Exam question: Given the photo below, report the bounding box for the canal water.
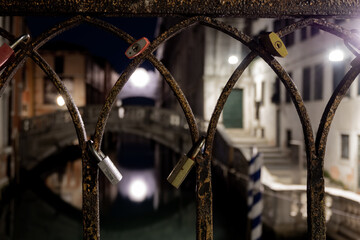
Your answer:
[0,132,232,239]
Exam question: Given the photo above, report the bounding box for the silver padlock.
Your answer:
[87,140,123,185]
[167,136,205,189]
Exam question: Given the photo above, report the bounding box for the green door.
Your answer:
[223,89,243,128]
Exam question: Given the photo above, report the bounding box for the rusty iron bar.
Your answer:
[1,13,360,240]
[92,16,201,147]
[28,16,100,239]
[199,17,322,239]
[83,16,200,144]
[198,17,315,239]
[0,40,29,96]
[85,16,211,238]
[0,16,85,96]
[316,67,360,160]
[1,0,360,18]
[0,15,205,239]
[29,51,100,239]
[89,16,210,238]
[0,16,100,239]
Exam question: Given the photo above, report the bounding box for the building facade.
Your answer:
[21,42,119,118]
[0,16,27,191]
[250,18,360,191]
[160,18,360,191]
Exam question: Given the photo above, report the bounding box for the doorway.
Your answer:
[223,89,243,128]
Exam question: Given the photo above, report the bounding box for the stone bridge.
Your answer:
[19,105,206,170]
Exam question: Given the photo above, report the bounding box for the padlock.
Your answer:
[0,34,30,71]
[87,140,123,185]
[167,136,205,189]
[259,32,288,58]
[125,37,150,59]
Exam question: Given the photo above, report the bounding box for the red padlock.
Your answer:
[125,37,150,59]
[0,34,30,71]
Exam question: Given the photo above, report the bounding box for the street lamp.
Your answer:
[228,55,239,65]
[129,68,150,88]
[328,49,344,62]
[56,95,65,106]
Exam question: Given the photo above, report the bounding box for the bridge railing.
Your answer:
[20,106,198,168]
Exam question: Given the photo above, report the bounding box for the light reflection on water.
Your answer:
[0,132,200,239]
[118,167,157,205]
[45,159,82,209]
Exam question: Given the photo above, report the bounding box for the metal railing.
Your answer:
[1,2,360,239]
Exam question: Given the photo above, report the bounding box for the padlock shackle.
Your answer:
[10,34,30,49]
[87,140,105,163]
[187,136,205,159]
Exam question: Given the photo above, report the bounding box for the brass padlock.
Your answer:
[259,32,288,58]
[167,136,205,189]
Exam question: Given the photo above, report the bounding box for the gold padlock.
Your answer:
[167,136,205,189]
[259,32,288,58]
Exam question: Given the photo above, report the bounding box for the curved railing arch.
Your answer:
[1,15,360,240]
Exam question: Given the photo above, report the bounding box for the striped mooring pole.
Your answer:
[247,148,263,240]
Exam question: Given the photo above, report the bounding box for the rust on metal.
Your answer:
[93,16,201,147]
[1,9,360,240]
[1,0,360,18]
[29,51,100,239]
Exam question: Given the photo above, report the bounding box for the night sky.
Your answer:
[25,17,158,73]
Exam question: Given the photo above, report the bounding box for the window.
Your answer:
[358,135,360,161]
[285,19,295,47]
[272,77,281,104]
[286,129,292,147]
[301,27,308,41]
[44,76,73,105]
[333,62,345,91]
[273,19,284,32]
[311,26,320,36]
[314,64,324,100]
[55,56,64,74]
[261,81,265,105]
[341,134,349,159]
[273,19,295,47]
[335,19,346,25]
[302,67,311,101]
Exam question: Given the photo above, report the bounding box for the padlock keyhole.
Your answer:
[275,41,282,49]
[132,43,140,52]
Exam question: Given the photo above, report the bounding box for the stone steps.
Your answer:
[224,128,305,184]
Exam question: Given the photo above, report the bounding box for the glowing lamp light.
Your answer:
[128,179,148,202]
[328,49,344,62]
[56,95,65,106]
[228,55,239,65]
[129,68,150,88]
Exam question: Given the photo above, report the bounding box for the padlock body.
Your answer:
[259,32,288,58]
[0,43,14,70]
[167,154,195,189]
[125,37,150,59]
[98,156,122,185]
